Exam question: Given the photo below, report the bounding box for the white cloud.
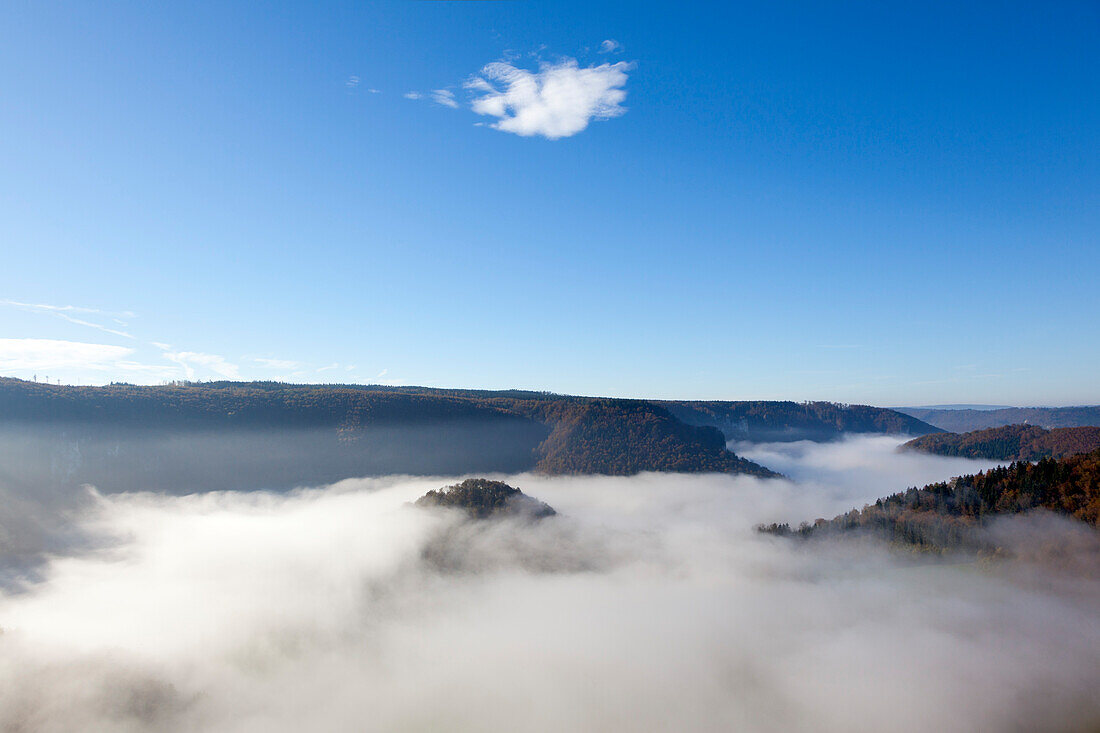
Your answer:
[0,338,134,373]
[431,89,458,108]
[1,300,135,339]
[346,75,360,88]
[0,338,180,381]
[598,39,622,54]
[466,58,632,139]
[404,91,423,100]
[0,439,1097,731]
[367,88,381,94]
[164,351,240,380]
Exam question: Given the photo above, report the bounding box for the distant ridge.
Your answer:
[0,378,775,491]
[896,404,1016,412]
[665,400,941,443]
[0,379,940,492]
[897,406,1100,433]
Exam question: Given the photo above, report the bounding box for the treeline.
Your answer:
[760,448,1100,551]
[902,424,1100,462]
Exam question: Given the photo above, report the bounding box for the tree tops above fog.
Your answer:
[902,424,1100,462]
[761,448,1100,552]
[415,478,556,520]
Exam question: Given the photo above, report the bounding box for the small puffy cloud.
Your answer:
[406,89,459,109]
[431,89,458,108]
[466,58,632,139]
[598,39,622,54]
[346,75,360,88]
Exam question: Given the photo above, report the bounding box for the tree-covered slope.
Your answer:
[760,449,1100,552]
[902,424,1100,462]
[533,399,778,477]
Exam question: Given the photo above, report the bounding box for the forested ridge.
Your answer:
[902,424,1100,462]
[0,379,940,490]
[760,448,1100,551]
[0,379,781,489]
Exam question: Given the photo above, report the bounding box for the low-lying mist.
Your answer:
[0,436,1097,732]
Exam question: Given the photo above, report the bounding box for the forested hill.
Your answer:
[665,400,940,442]
[902,424,1100,462]
[0,378,778,492]
[760,449,1100,553]
[897,406,1100,433]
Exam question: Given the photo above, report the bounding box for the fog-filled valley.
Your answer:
[5,2,1098,729]
[1,436,1098,732]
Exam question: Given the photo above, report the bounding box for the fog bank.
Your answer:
[0,436,1097,732]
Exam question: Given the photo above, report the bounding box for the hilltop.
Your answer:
[902,424,1100,462]
[414,478,556,520]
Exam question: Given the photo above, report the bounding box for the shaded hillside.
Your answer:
[0,379,774,491]
[533,400,778,477]
[760,449,1100,552]
[902,424,1100,462]
[898,406,1100,433]
[665,400,941,442]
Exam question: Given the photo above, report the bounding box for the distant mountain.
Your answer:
[760,448,1100,552]
[902,424,1100,462]
[897,404,1016,411]
[896,406,1100,433]
[0,379,944,492]
[0,379,779,492]
[665,400,941,442]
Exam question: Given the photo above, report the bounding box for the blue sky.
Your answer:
[0,1,1097,405]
